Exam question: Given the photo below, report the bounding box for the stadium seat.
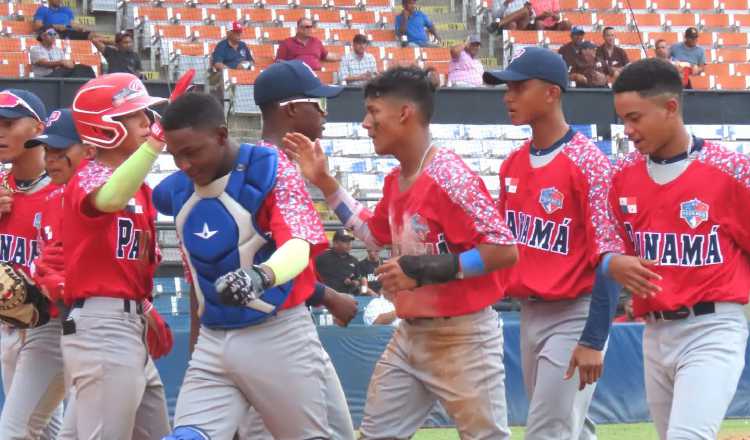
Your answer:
[316,69,336,84]
[614,31,646,46]
[716,32,748,47]
[312,9,344,23]
[65,39,97,55]
[683,0,714,9]
[274,8,307,23]
[561,11,594,26]
[0,20,34,36]
[1,52,28,66]
[13,3,42,18]
[170,41,209,56]
[241,8,273,22]
[329,28,361,43]
[733,63,750,75]
[71,53,103,73]
[731,13,750,26]
[584,0,616,10]
[647,31,679,44]
[367,29,396,43]
[226,67,261,84]
[651,0,685,9]
[628,13,663,27]
[504,30,542,45]
[258,26,295,41]
[206,7,241,22]
[722,0,749,9]
[191,24,225,39]
[169,7,206,22]
[0,37,24,52]
[598,13,628,26]
[715,74,748,89]
[689,74,713,89]
[134,6,170,22]
[699,13,730,27]
[560,0,581,8]
[153,24,191,39]
[665,12,697,26]
[420,47,450,61]
[704,62,730,76]
[713,48,749,63]
[347,10,376,24]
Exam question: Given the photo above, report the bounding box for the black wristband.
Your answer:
[306,283,327,307]
[397,254,460,287]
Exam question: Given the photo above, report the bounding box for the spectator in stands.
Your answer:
[558,26,587,71]
[395,0,441,48]
[596,27,629,81]
[488,0,532,34]
[570,41,608,87]
[448,34,484,87]
[529,0,571,30]
[669,27,706,77]
[338,34,378,86]
[357,249,383,296]
[211,21,254,71]
[91,31,142,77]
[316,229,359,295]
[30,28,96,78]
[33,0,90,40]
[276,18,339,71]
[363,291,400,326]
[654,38,670,61]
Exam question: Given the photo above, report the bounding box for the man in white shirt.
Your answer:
[363,292,400,326]
[338,34,378,86]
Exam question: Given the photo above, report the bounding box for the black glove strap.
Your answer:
[397,254,460,287]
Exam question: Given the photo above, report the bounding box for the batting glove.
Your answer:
[215,266,272,308]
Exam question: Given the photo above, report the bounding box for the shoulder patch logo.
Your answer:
[539,187,564,214]
[680,198,709,229]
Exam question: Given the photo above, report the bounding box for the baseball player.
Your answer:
[284,66,519,440]
[61,72,183,438]
[609,58,749,440]
[483,47,625,439]
[0,89,66,440]
[154,81,352,439]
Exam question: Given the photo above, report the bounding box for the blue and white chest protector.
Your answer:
[153,144,293,329]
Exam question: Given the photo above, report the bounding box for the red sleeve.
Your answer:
[570,145,625,266]
[319,39,328,60]
[276,40,289,61]
[430,152,515,246]
[256,151,328,255]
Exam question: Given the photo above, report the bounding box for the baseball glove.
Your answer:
[0,263,50,328]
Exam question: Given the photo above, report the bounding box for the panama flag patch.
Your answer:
[505,177,519,194]
[619,197,637,214]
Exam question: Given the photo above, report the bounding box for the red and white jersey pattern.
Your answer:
[0,171,59,276]
[497,132,624,300]
[366,148,515,318]
[38,186,64,246]
[610,140,750,316]
[63,160,159,302]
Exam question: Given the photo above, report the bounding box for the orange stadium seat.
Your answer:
[698,13,730,27]
[0,63,24,78]
[312,10,343,23]
[614,31,645,45]
[665,13,697,26]
[721,0,749,9]
[689,74,712,89]
[1,20,35,35]
[562,11,593,25]
[154,24,191,39]
[378,11,396,24]
[298,0,324,6]
[1,52,29,66]
[620,0,648,8]
[423,61,449,76]
[205,8,241,22]
[651,0,684,9]
[715,48,749,63]
[598,13,627,26]
[647,31,679,44]
[367,29,396,43]
[0,37,24,52]
[715,74,747,89]
[0,4,10,16]
[560,0,580,8]
[366,45,384,59]
[703,62,730,75]
[66,39,97,55]
[504,30,541,45]
[716,32,748,47]
[684,0,715,8]
[171,41,208,56]
[169,7,205,22]
[325,45,346,57]
[134,6,169,21]
[72,53,102,74]
[240,9,272,22]
[259,26,294,41]
[731,13,750,26]
[274,8,307,22]
[624,47,646,60]
[696,31,712,46]
[251,43,276,59]
[191,25,224,39]
[385,47,420,62]
[733,63,750,75]
[320,59,341,71]
[420,47,450,61]
[348,10,376,24]
[545,31,570,45]
[329,28,360,42]
[361,0,390,6]
[630,13,663,27]
[588,33,604,45]
[327,0,358,6]
[585,0,616,9]
[226,67,261,84]
[316,69,335,84]
[14,3,41,18]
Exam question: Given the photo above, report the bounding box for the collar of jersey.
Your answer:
[649,136,704,165]
[530,128,576,156]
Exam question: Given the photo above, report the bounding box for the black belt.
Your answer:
[405,316,453,324]
[72,298,144,315]
[649,302,715,321]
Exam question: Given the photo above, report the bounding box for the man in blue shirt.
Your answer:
[211,21,254,70]
[669,27,706,76]
[395,0,441,48]
[33,0,90,40]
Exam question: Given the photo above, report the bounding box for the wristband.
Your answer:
[306,283,326,307]
[601,253,618,276]
[458,248,485,278]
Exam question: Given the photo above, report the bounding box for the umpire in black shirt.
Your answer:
[316,229,359,295]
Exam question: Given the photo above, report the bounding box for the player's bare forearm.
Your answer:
[373,311,398,325]
[477,243,518,272]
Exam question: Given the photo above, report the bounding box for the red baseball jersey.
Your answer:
[63,160,159,302]
[497,131,624,300]
[610,140,750,316]
[366,148,516,318]
[0,172,59,277]
[38,186,64,247]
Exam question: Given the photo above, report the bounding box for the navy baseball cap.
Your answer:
[0,89,47,122]
[25,109,82,149]
[254,60,343,106]
[571,26,585,35]
[483,47,569,91]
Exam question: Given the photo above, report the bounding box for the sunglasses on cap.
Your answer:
[279,97,327,113]
[0,91,43,122]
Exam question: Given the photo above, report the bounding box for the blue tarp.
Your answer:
[1,314,749,427]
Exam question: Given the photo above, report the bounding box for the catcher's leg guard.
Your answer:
[163,425,211,440]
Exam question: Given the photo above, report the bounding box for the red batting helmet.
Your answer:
[72,73,167,149]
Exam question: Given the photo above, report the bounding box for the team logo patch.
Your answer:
[539,187,564,214]
[505,177,519,194]
[619,197,637,214]
[409,213,430,242]
[45,110,61,127]
[680,198,709,229]
[112,80,146,107]
[510,48,526,64]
